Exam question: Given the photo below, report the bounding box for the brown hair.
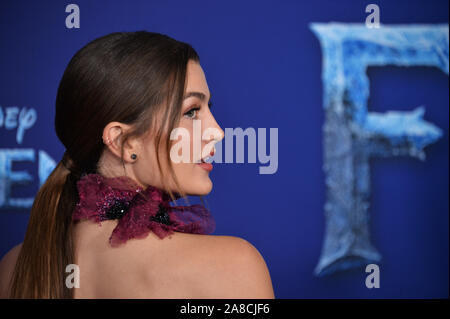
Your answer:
[8,31,200,298]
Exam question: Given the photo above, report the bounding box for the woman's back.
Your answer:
[1,221,275,298]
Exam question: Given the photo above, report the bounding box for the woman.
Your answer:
[0,31,274,298]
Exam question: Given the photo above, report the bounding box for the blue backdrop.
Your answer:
[0,0,448,298]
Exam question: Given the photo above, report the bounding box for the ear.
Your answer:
[102,122,140,163]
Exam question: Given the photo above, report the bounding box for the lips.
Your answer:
[195,149,215,172]
[196,157,213,172]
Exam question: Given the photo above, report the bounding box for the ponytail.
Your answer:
[7,31,201,298]
[9,152,81,298]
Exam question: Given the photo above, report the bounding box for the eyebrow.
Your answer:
[183,91,211,102]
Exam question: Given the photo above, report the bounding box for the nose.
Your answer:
[203,110,224,151]
[213,124,224,143]
[206,106,224,137]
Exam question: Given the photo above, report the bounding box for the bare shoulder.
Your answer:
[0,243,22,298]
[182,235,275,298]
[100,232,275,298]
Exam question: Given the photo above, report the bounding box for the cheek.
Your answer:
[173,161,195,177]
[188,125,195,162]
[179,120,197,162]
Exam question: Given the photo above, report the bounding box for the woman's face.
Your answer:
[134,60,224,195]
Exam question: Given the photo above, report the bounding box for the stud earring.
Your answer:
[131,154,137,160]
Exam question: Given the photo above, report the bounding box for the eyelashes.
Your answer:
[183,101,213,119]
[183,107,200,119]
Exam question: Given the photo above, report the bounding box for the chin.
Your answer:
[187,177,213,196]
[201,179,213,195]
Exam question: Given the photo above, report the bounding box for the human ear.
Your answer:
[102,122,139,163]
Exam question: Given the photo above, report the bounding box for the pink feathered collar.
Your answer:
[72,173,215,247]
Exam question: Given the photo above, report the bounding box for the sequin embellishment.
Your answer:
[72,173,215,246]
[150,204,172,225]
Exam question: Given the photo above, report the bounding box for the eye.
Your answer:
[183,107,200,119]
